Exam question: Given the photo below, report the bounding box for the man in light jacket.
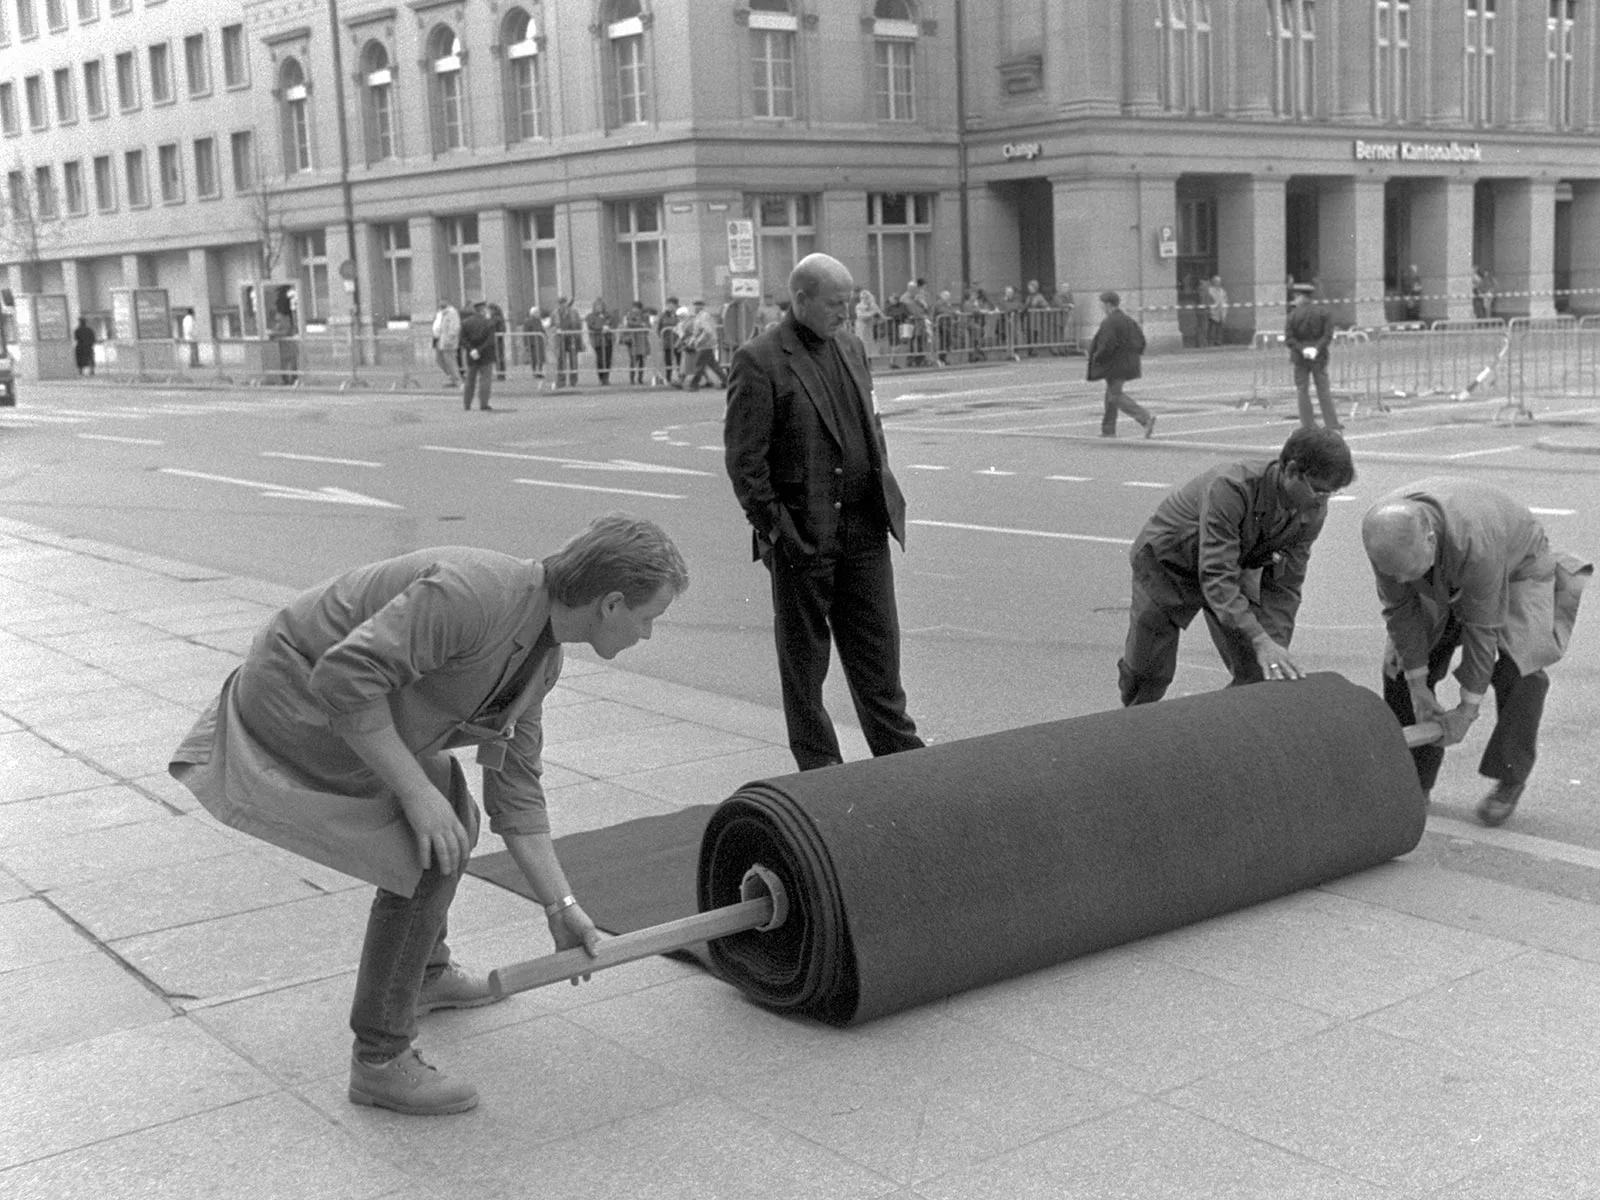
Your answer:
[431,300,461,386]
[1363,478,1592,826]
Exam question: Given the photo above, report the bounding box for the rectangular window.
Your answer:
[45,0,66,31]
[751,26,796,119]
[1157,0,1213,114]
[24,74,46,129]
[508,39,541,140]
[115,50,137,110]
[221,24,247,87]
[874,39,915,120]
[157,142,181,202]
[749,194,816,298]
[230,129,254,190]
[284,92,311,172]
[1465,0,1496,126]
[193,136,218,198]
[17,0,37,39]
[612,198,665,308]
[7,171,24,219]
[63,159,84,214]
[432,61,464,150]
[92,154,114,210]
[77,0,98,20]
[34,165,56,218]
[1374,0,1411,121]
[377,222,413,320]
[1547,0,1575,130]
[84,58,105,116]
[442,215,482,303]
[0,84,17,136]
[53,66,75,123]
[124,148,148,207]
[184,33,210,96]
[1272,0,1316,118]
[866,192,934,303]
[149,43,172,104]
[295,229,329,322]
[364,73,394,161]
[0,5,9,46]
[612,32,647,126]
[516,207,559,314]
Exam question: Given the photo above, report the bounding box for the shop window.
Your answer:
[377,222,413,321]
[427,26,466,152]
[295,229,330,323]
[1270,0,1316,120]
[361,41,396,162]
[503,9,544,141]
[278,58,312,173]
[1465,0,1495,126]
[604,0,649,128]
[872,0,917,121]
[516,207,559,314]
[1547,0,1575,130]
[1373,0,1411,122]
[612,197,664,308]
[750,0,796,119]
[1156,0,1213,115]
[866,192,933,303]
[748,193,815,298]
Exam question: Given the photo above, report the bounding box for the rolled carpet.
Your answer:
[698,672,1424,1026]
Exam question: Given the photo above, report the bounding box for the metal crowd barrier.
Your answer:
[858,306,1080,369]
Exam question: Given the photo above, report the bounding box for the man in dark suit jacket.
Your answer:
[1087,290,1155,438]
[724,252,924,770]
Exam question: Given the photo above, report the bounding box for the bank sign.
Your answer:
[1353,139,1484,163]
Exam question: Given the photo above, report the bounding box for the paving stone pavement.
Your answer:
[4,515,1600,1199]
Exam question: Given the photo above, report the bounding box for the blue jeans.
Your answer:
[349,862,462,1062]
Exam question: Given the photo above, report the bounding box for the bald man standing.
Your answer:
[725,253,924,770]
[1362,477,1592,826]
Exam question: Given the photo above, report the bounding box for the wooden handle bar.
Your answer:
[1404,721,1443,749]
[489,894,775,997]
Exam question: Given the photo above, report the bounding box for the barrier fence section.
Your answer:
[858,306,1081,369]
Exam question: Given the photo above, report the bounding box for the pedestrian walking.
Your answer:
[1284,284,1342,431]
[680,299,726,390]
[724,252,924,771]
[1087,290,1154,438]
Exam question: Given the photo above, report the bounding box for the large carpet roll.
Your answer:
[698,673,1424,1026]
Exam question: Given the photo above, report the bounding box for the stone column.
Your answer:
[1330,1,1372,121]
[1316,177,1387,328]
[1215,175,1287,340]
[1566,182,1600,315]
[410,216,443,314]
[1494,178,1559,318]
[1407,177,1476,321]
[475,208,511,314]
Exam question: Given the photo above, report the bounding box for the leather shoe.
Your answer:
[1476,780,1524,827]
[417,961,502,1015]
[348,1048,478,1115]
[1143,415,1157,439]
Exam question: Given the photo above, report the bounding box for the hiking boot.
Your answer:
[417,961,501,1015]
[348,1048,478,1116]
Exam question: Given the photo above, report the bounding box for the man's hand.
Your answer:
[1253,636,1306,681]
[1436,702,1480,746]
[399,788,470,876]
[548,903,602,985]
[1408,678,1444,723]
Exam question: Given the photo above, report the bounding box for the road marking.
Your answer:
[1427,813,1600,873]
[159,468,402,508]
[911,518,1132,546]
[906,464,949,470]
[1123,481,1171,489]
[78,433,163,445]
[1444,446,1523,460]
[514,478,684,500]
[424,444,711,476]
[0,412,90,424]
[263,451,382,468]
[975,468,1015,476]
[1531,507,1576,516]
[1047,474,1092,482]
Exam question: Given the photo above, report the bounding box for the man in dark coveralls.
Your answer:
[1118,427,1355,705]
[724,252,924,771]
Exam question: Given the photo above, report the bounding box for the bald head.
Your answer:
[1362,500,1436,581]
[790,253,854,339]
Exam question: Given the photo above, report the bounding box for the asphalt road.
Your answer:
[4,349,1599,849]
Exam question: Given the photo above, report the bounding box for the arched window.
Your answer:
[872,0,917,121]
[360,41,396,162]
[749,0,796,119]
[428,25,466,151]
[278,58,312,173]
[604,0,649,128]
[1155,0,1212,114]
[503,9,543,141]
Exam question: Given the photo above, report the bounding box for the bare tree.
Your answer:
[249,170,289,279]
[0,163,62,293]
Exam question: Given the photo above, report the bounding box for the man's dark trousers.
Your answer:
[1118,557,1264,705]
[766,505,922,770]
[1382,609,1548,792]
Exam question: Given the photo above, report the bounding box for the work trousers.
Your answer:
[766,506,923,770]
[684,348,726,390]
[1382,610,1549,793]
[1293,359,1341,429]
[1118,560,1264,705]
[462,358,493,409]
[1101,378,1151,436]
[349,862,461,1062]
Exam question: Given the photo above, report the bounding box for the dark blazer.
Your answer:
[725,315,908,561]
[1284,303,1334,365]
[1087,307,1145,381]
[459,311,497,363]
